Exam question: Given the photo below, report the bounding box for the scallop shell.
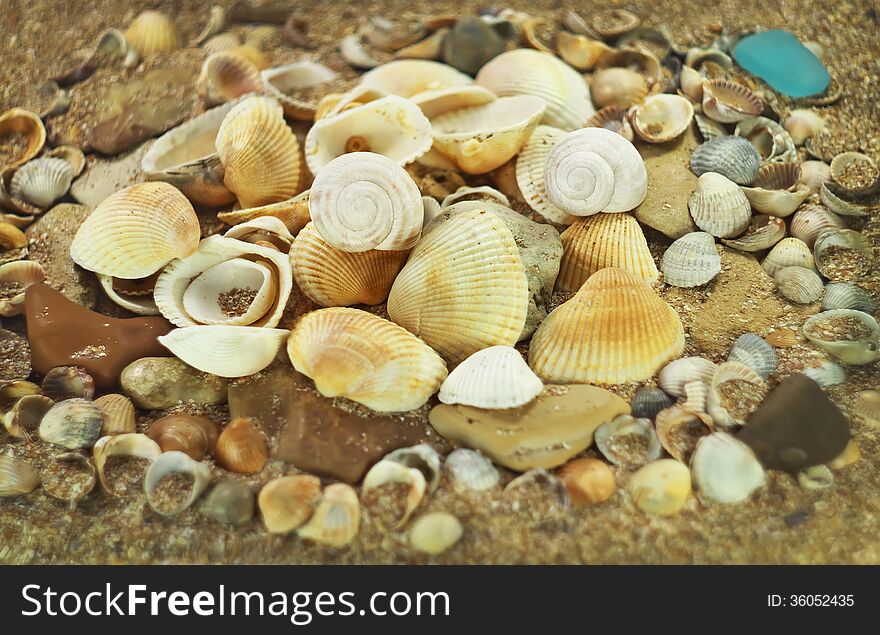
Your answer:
[197,51,263,106]
[262,60,338,120]
[802,309,880,365]
[42,366,94,401]
[438,345,542,409]
[682,379,710,414]
[9,157,73,209]
[444,448,500,492]
[690,136,760,185]
[657,356,717,397]
[558,457,615,505]
[590,67,648,110]
[655,406,712,463]
[309,151,423,252]
[720,215,786,253]
[854,390,880,428]
[688,172,751,238]
[0,455,40,497]
[706,361,767,427]
[822,282,877,314]
[790,204,845,247]
[258,474,321,534]
[144,450,211,516]
[158,325,290,378]
[287,307,447,412]
[203,32,241,55]
[775,266,824,304]
[0,108,46,169]
[409,512,463,555]
[630,387,674,421]
[584,106,634,141]
[701,80,762,124]
[727,333,778,379]
[802,360,846,388]
[217,190,311,234]
[94,394,136,436]
[734,116,797,164]
[430,95,545,174]
[544,127,648,216]
[529,268,685,385]
[215,417,268,474]
[628,459,691,516]
[515,125,577,224]
[475,49,594,131]
[216,96,301,209]
[556,32,611,71]
[660,231,721,287]
[38,398,103,450]
[70,182,199,279]
[388,208,529,364]
[594,415,662,468]
[297,482,360,548]
[761,237,814,277]
[799,161,832,195]
[362,459,426,527]
[691,432,765,503]
[631,94,694,143]
[125,10,182,56]
[0,260,45,317]
[693,113,726,141]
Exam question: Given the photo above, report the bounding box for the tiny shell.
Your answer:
[655,406,712,463]
[146,414,219,461]
[688,172,751,238]
[690,136,760,185]
[679,65,705,102]
[701,79,762,124]
[94,393,136,436]
[584,106,634,141]
[691,432,765,504]
[144,450,212,516]
[438,345,542,410]
[298,483,360,548]
[409,512,463,555]
[9,157,74,209]
[158,326,290,378]
[660,231,721,287]
[774,266,824,304]
[197,51,263,105]
[125,11,182,56]
[631,94,694,143]
[657,357,717,397]
[630,387,674,421]
[38,398,103,450]
[258,474,322,534]
[594,415,662,468]
[444,449,500,492]
[798,464,834,490]
[821,282,877,314]
[558,458,616,505]
[92,433,161,495]
[727,333,778,379]
[0,455,40,497]
[215,417,268,474]
[627,459,691,516]
[761,237,814,277]
[705,361,767,427]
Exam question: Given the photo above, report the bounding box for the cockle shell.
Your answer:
[217,189,311,234]
[203,32,241,54]
[819,181,872,217]
[854,390,880,428]
[657,356,717,397]
[287,307,447,412]
[144,450,211,516]
[309,151,423,252]
[594,47,661,88]
[690,136,760,185]
[197,51,263,105]
[345,59,472,108]
[705,361,767,428]
[158,325,290,378]
[822,282,877,314]
[38,398,103,450]
[9,157,73,209]
[444,448,500,492]
[691,432,765,504]
[727,333,777,379]
[628,459,691,516]
[409,512,463,555]
[721,215,786,253]
[262,60,338,120]
[94,394,136,436]
[145,414,219,460]
[584,106,634,141]
[594,415,662,468]
[775,266,824,304]
[362,459,426,527]
[630,94,694,143]
[0,455,40,497]
[693,113,726,141]
[125,10,182,56]
[630,386,674,421]
[790,204,845,247]
[387,207,529,364]
[216,96,301,209]
[215,417,268,474]
[784,109,825,146]
[556,213,658,291]
[297,482,360,547]
[761,237,814,277]
[688,172,751,238]
[701,79,762,124]
[802,360,846,388]
[555,32,611,71]
[530,268,684,385]
[590,67,648,110]
[515,125,577,224]
[0,260,45,317]
[655,406,712,462]
[660,231,721,288]
[734,116,797,165]
[339,34,385,70]
[740,163,810,217]
[258,474,321,534]
[0,108,46,169]
[438,345,542,409]
[475,49,594,131]
[799,161,831,195]
[830,152,878,193]
[544,127,648,216]
[70,182,200,279]
[802,309,880,365]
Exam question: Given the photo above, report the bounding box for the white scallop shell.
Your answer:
[774,266,824,304]
[691,432,765,504]
[438,345,543,409]
[726,333,777,379]
[688,172,751,238]
[10,157,73,209]
[158,325,290,377]
[761,237,814,277]
[802,360,846,388]
[515,125,577,224]
[657,357,717,397]
[660,231,721,288]
[444,449,500,492]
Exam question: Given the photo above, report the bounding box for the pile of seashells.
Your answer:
[1,6,878,554]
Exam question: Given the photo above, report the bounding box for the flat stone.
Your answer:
[120,357,228,410]
[70,142,149,208]
[24,284,173,389]
[428,385,630,471]
[738,374,850,472]
[442,16,507,75]
[25,203,98,308]
[733,30,830,98]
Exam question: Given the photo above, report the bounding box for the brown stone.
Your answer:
[23,284,173,389]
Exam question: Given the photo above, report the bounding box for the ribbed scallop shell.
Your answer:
[761,237,814,277]
[216,96,301,209]
[287,307,447,412]
[158,325,290,378]
[309,152,423,253]
[631,94,694,143]
[727,333,777,379]
[544,127,648,216]
[0,108,46,169]
[690,136,760,185]
[0,455,40,497]
[691,432,765,503]
[734,116,797,164]
[721,215,786,252]
[438,345,542,409]
[657,356,717,397]
[529,267,685,385]
[798,161,832,195]
[557,213,658,291]
[584,106,633,141]
[706,361,766,427]
[688,172,752,238]
[790,203,845,247]
[197,51,264,105]
[660,231,721,287]
[475,49,594,131]
[590,67,648,109]
[291,222,408,306]
[631,386,674,420]
[70,182,200,279]
[444,448,500,492]
[124,10,182,56]
[701,79,762,124]
[9,157,73,209]
[387,208,529,364]
[262,61,338,120]
[94,393,136,436]
[774,266,824,304]
[822,282,877,314]
[515,125,577,224]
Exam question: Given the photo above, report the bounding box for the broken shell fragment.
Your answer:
[409,512,462,555]
[384,444,441,492]
[362,459,426,527]
[146,414,219,461]
[217,190,311,235]
[158,326,290,378]
[594,415,662,468]
[3,395,54,442]
[438,345,542,410]
[0,455,40,497]
[258,474,322,534]
[444,449,500,492]
[706,361,768,428]
[628,459,691,516]
[42,452,97,503]
[556,32,611,71]
[802,309,880,365]
[144,450,212,516]
[655,406,712,463]
[721,215,786,253]
[298,483,360,548]
[93,433,161,495]
[660,231,721,288]
[734,116,797,165]
[38,398,103,450]
[784,109,824,146]
[691,432,765,504]
[0,260,46,317]
[798,464,834,490]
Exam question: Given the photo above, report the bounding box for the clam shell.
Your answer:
[584,106,633,141]
[197,51,263,105]
[529,268,685,385]
[594,415,662,468]
[158,325,290,378]
[352,59,472,105]
[774,266,824,304]
[821,282,877,314]
[690,136,760,185]
[217,190,311,234]
[556,32,611,71]
[630,386,674,421]
[0,108,46,169]
[38,398,103,450]
[258,474,321,534]
[215,417,268,474]
[10,157,73,209]
[798,464,834,490]
[830,152,878,192]
[145,414,218,461]
[42,452,96,503]
[590,67,648,109]
[660,231,721,287]
[388,208,529,364]
[789,203,845,247]
[558,457,616,505]
[741,182,810,218]
[438,345,542,409]
[627,459,691,516]
[125,10,182,56]
[0,221,28,248]
[475,49,594,131]
[409,512,462,555]
[297,482,360,547]
[144,450,211,516]
[784,109,825,145]
[727,333,778,379]
[657,356,717,397]
[70,182,200,279]
[761,237,814,277]
[802,309,880,365]
[0,260,45,317]
[287,307,447,412]
[3,394,53,441]
[440,185,510,209]
[706,361,767,427]
[802,360,846,388]
[702,80,762,124]
[688,172,752,238]
[444,448,500,492]
[362,459,426,527]
[94,394,136,436]
[97,274,160,316]
[557,213,658,291]
[515,125,577,224]
[813,228,872,281]
[262,61,338,120]
[200,481,255,525]
[595,48,661,87]
[721,215,786,253]
[655,406,712,463]
[631,94,694,143]
[854,390,880,428]
[591,8,640,38]
[0,455,40,497]
[799,161,832,195]
[734,116,797,164]
[691,432,765,504]
[42,366,95,401]
[410,85,497,119]
[396,27,448,60]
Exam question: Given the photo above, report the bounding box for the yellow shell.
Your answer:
[197,51,264,105]
[530,267,684,384]
[287,307,447,412]
[94,393,136,436]
[556,213,658,291]
[70,182,200,279]
[124,10,183,56]
[387,208,529,364]
[218,190,311,235]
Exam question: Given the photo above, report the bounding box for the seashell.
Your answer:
[802,360,846,388]
[298,482,360,547]
[262,61,338,120]
[430,96,545,174]
[410,85,497,119]
[556,32,611,71]
[384,444,441,492]
[702,80,762,124]
[558,457,615,505]
[682,379,709,414]
[42,452,96,503]
[287,307,447,412]
[854,390,880,428]
[802,309,880,365]
[591,9,640,39]
[828,439,860,469]
[229,45,270,71]
[784,109,825,146]
[192,6,226,47]
[734,116,797,164]
[590,67,648,109]
[530,268,684,385]
[304,96,432,176]
[0,260,45,317]
[343,59,471,108]
[631,94,694,143]
[438,345,542,409]
[339,34,386,69]
[813,228,872,282]
[362,459,426,527]
[0,455,40,497]
[38,398,103,450]
[692,115,725,144]
[688,173,751,238]
[42,366,95,401]
[145,414,219,461]
[0,380,40,407]
[215,417,268,474]
[691,432,765,503]
[798,464,834,490]
[690,137,760,185]
[584,106,633,141]
[9,157,73,209]
[657,356,717,398]
[798,161,832,195]
[594,415,661,468]
[158,325,289,378]
[388,208,529,364]
[200,481,255,525]
[396,27,448,60]
[125,10,182,56]
[258,474,322,534]
[630,386,674,421]
[774,266,824,304]
[761,237,814,277]
[218,190,311,234]
[740,169,810,218]
[409,512,462,555]
[557,213,657,291]
[515,125,576,224]
[92,433,161,495]
[224,216,294,252]
[97,273,160,316]
[706,361,767,427]
[830,152,879,193]
[444,448,499,492]
[727,333,778,379]
[655,405,712,463]
[790,204,845,247]
[822,282,877,314]
[544,127,648,216]
[94,394,136,436]
[202,32,241,54]
[627,459,691,516]
[440,186,509,209]
[197,51,263,106]
[475,49,595,131]
[3,394,54,442]
[679,65,705,102]
[721,215,786,253]
[70,182,200,279]
[0,108,46,169]
[503,469,569,507]
[144,450,211,516]
[0,221,28,249]
[660,231,721,287]
[819,181,872,217]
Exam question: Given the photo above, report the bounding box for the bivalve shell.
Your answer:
[558,457,615,505]
[741,167,810,218]
[761,237,814,277]
[631,94,694,143]
[819,181,871,217]
[854,390,880,428]
[655,406,712,463]
[41,365,95,401]
[657,356,717,397]
[10,157,73,209]
[0,260,45,317]
[0,455,40,497]
[799,161,832,195]
[822,282,877,314]
[556,32,611,71]
[440,185,510,209]
[720,215,786,253]
[774,266,824,304]
[584,106,633,141]
[297,482,360,548]
[630,386,674,421]
[734,116,797,164]
[97,273,160,316]
[146,414,218,461]
[594,415,661,468]
[409,512,462,555]
[3,394,54,441]
[590,67,648,109]
[706,361,768,427]
[42,452,96,503]
[438,345,542,409]
[38,398,103,450]
[702,80,762,124]
[591,9,640,38]
[0,108,46,169]
[790,204,845,247]
[215,417,268,474]
[691,432,765,503]
[144,450,211,516]
[200,481,255,525]
[444,448,500,492]
[362,459,426,527]
[262,61,338,120]
[94,394,136,436]
[217,190,311,234]
[688,172,751,238]
[830,152,878,193]
[627,459,691,516]
[515,125,577,224]
[727,333,778,379]
[660,231,721,287]
[158,325,290,378]
[690,136,760,185]
[802,360,846,388]
[125,11,182,56]
[813,228,873,282]
[258,474,321,534]
[802,309,880,365]
[784,109,825,146]
[197,51,263,105]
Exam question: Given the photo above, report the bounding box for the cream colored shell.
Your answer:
[515,125,577,224]
[438,345,543,409]
[688,172,751,239]
[125,10,182,56]
[158,325,289,378]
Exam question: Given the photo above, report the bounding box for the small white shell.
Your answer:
[444,449,500,492]
[688,172,751,238]
[784,109,825,146]
[440,186,510,209]
[261,60,338,120]
[774,266,824,304]
[657,357,717,397]
[691,432,765,504]
[822,282,877,314]
[438,345,542,409]
[362,459,426,527]
[409,512,463,555]
[630,94,694,143]
[297,482,360,547]
[144,450,211,515]
[158,325,289,378]
[10,157,74,209]
[0,260,46,317]
[761,237,814,277]
[594,415,662,468]
[660,231,721,288]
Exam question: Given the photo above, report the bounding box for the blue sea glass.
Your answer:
[733,29,830,97]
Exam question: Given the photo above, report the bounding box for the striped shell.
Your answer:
[158,325,289,378]
[774,266,824,304]
[94,393,137,436]
[215,417,268,474]
[0,456,40,497]
[197,51,264,105]
[124,11,182,56]
[658,356,717,397]
[690,136,761,185]
[799,161,832,195]
[217,190,311,234]
[10,157,73,209]
[761,237,814,277]
[727,333,777,379]
[444,449,500,492]
[688,172,752,238]
[740,163,810,217]
[630,387,675,420]
[556,32,612,72]
[701,80,762,124]
[789,204,845,247]
[721,215,786,252]
[822,282,877,314]
[584,106,633,141]
[802,360,846,388]
[660,231,721,287]
[0,108,46,170]
[515,125,577,224]
[438,345,542,409]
